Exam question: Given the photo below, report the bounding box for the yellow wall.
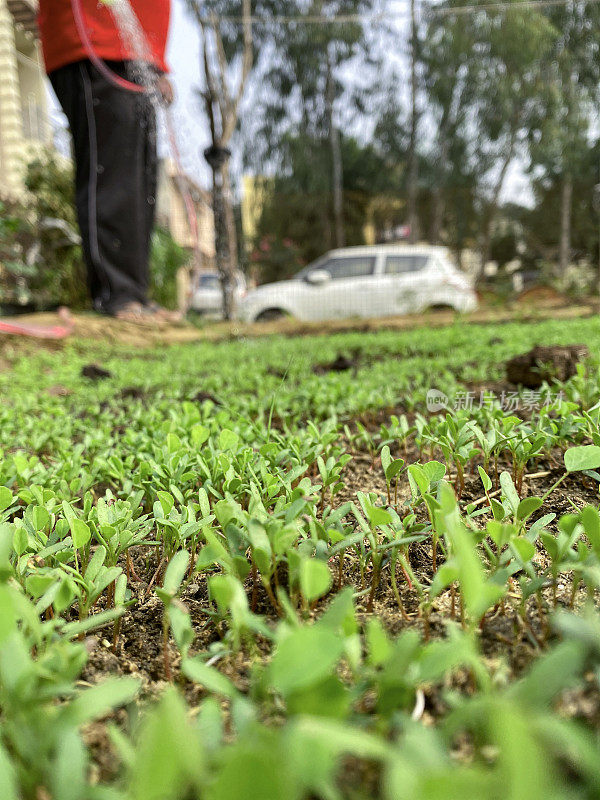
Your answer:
[241,174,273,248]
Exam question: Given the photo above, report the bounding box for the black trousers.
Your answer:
[50,60,157,314]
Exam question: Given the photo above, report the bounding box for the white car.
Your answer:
[190,271,247,317]
[238,245,477,323]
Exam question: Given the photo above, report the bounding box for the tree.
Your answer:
[246,0,375,249]
[421,1,477,245]
[421,1,555,272]
[469,2,556,272]
[252,135,396,281]
[184,0,254,319]
[407,0,420,243]
[527,1,600,276]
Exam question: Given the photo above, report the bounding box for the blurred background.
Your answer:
[2,0,600,319]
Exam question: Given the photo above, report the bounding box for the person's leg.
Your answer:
[50,63,105,309]
[143,97,158,273]
[50,60,156,314]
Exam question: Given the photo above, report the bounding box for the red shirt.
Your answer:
[38,0,171,75]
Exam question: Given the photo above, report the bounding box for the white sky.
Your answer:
[162,0,211,186]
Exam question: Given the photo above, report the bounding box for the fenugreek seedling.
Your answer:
[503,425,548,495]
[156,549,193,680]
[62,500,92,575]
[408,460,446,570]
[316,452,352,514]
[472,421,504,482]
[430,414,478,497]
[352,422,378,467]
[378,414,415,456]
[0,486,15,523]
[380,445,405,508]
[431,482,505,630]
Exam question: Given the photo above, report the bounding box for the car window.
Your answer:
[384,255,429,274]
[198,275,220,290]
[324,256,376,280]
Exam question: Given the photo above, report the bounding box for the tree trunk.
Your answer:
[195,0,253,320]
[327,57,345,248]
[430,133,449,245]
[210,158,237,320]
[222,160,238,316]
[430,187,444,245]
[558,173,572,276]
[222,162,238,271]
[407,0,419,244]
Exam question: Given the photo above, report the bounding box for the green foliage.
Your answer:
[0,317,600,796]
[149,227,189,310]
[0,201,34,307]
[24,151,87,309]
[252,136,393,277]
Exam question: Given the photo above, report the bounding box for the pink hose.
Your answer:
[70,0,145,93]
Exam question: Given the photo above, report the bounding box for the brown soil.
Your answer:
[505,344,590,388]
[514,285,569,307]
[1,299,598,350]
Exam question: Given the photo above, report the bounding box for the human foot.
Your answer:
[144,302,184,324]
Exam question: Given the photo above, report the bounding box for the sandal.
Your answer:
[144,302,185,324]
[113,302,165,326]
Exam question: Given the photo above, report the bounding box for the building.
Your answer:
[241,174,274,249]
[156,157,215,267]
[0,0,56,200]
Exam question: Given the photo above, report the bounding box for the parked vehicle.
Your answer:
[238,245,477,323]
[190,271,247,316]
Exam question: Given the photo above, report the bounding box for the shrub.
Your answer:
[24,151,87,309]
[0,201,35,307]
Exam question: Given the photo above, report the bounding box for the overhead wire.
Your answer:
[208,0,600,25]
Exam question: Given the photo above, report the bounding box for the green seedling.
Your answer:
[430,414,479,497]
[378,414,416,456]
[316,452,352,514]
[156,549,193,680]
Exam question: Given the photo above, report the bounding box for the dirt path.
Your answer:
[0,299,598,351]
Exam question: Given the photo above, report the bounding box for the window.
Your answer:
[324,256,376,280]
[385,255,429,275]
[198,274,221,290]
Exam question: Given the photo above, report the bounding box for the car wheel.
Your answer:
[424,304,457,313]
[255,308,287,322]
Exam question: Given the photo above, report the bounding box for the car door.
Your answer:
[370,254,431,316]
[303,255,377,320]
